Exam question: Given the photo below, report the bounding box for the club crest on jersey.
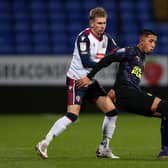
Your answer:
[69,86,73,90]
[136,56,140,62]
[80,42,86,51]
[76,96,80,102]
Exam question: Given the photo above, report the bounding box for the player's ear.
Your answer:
[139,36,145,44]
[89,20,94,28]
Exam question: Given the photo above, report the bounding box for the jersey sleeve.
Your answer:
[115,47,136,61]
[76,35,96,68]
[87,53,119,79]
[106,34,119,55]
[87,47,135,79]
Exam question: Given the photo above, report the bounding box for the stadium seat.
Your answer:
[123,34,139,45]
[32,22,49,33]
[0,45,14,54]
[0,12,11,22]
[0,0,167,55]
[160,36,168,44]
[48,0,64,11]
[159,24,168,34]
[13,12,30,22]
[30,1,46,11]
[16,32,32,43]
[67,11,85,22]
[159,35,168,54]
[82,0,98,12]
[161,45,168,54]
[14,22,31,32]
[120,0,135,12]
[0,22,12,33]
[136,0,152,11]
[52,44,70,54]
[51,33,67,44]
[68,22,83,35]
[65,0,82,11]
[15,33,32,54]
[0,32,14,54]
[137,12,151,23]
[15,44,33,54]
[49,12,66,23]
[34,44,51,54]
[141,22,158,32]
[31,12,47,20]
[101,0,116,11]
[0,1,10,9]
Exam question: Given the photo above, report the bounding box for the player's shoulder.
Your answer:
[104,32,118,47]
[127,46,138,54]
[104,32,115,41]
[78,28,90,37]
[123,46,139,59]
[76,28,90,42]
[124,46,137,53]
[104,32,112,37]
[116,46,136,56]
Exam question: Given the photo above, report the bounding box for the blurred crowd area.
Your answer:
[0,0,168,55]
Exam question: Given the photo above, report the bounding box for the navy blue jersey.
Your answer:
[114,46,145,89]
[87,46,146,89]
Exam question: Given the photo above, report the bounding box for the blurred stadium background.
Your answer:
[0,0,167,113]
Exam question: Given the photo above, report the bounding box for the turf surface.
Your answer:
[0,112,168,168]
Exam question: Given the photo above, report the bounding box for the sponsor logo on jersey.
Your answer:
[80,42,87,51]
[131,66,142,79]
[136,56,140,62]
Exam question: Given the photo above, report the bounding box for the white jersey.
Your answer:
[67,28,118,80]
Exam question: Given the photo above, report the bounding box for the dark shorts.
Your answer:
[115,86,156,117]
[66,77,106,105]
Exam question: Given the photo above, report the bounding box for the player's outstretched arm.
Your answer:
[87,53,119,79]
[76,53,123,88]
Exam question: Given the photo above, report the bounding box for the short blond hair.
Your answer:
[89,7,107,20]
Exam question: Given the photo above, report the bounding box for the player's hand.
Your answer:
[107,89,116,103]
[76,77,91,87]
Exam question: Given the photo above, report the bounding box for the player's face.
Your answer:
[90,17,107,37]
[140,35,157,54]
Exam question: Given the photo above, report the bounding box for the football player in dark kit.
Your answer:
[76,29,168,159]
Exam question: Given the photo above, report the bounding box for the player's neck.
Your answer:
[90,28,102,39]
[137,44,144,53]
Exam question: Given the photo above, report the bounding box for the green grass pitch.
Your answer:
[0,112,168,168]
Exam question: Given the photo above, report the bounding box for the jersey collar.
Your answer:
[89,28,104,41]
[136,46,146,60]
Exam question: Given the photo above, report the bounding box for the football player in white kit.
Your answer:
[36,7,119,159]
